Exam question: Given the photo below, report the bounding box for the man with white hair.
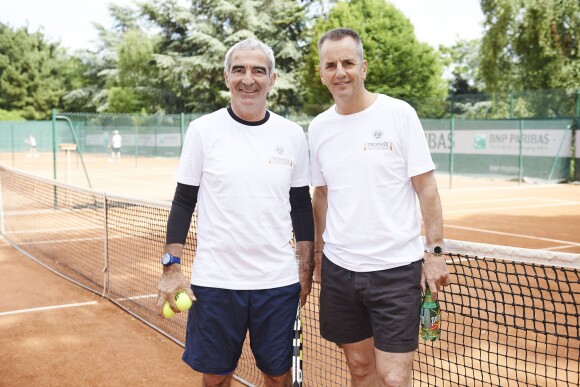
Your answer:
[156,38,314,387]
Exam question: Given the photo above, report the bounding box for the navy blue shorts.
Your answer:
[320,255,423,353]
[182,282,300,376]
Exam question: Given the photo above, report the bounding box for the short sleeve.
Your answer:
[174,122,204,185]
[402,107,436,178]
[309,124,326,187]
[291,129,312,187]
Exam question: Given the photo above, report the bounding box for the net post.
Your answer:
[102,194,110,298]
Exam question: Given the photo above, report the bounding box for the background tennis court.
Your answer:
[1,155,578,386]
[4,150,579,253]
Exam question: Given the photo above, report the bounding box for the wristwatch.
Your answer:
[162,252,181,266]
[425,245,444,256]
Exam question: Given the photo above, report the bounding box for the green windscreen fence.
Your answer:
[0,114,575,182]
[423,118,574,182]
[60,113,203,158]
[0,120,60,153]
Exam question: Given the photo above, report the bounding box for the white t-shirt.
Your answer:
[309,94,435,272]
[175,108,311,289]
[111,134,122,148]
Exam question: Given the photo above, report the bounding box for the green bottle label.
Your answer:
[420,289,441,341]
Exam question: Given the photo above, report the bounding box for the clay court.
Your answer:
[1,152,578,386]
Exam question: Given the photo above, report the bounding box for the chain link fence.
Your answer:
[409,88,580,120]
[0,110,577,184]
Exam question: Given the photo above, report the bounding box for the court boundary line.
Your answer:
[0,301,98,317]
[448,197,577,205]
[439,183,564,192]
[446,201,580,214]
[445,224,580,247]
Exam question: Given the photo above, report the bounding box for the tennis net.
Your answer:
[1,164,578,386]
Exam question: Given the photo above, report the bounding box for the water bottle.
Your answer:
[420,287,441,341]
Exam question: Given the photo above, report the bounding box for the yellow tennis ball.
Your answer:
[163,301,175,318]
[175,290,193,311]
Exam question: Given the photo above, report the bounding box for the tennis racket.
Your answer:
[292,301,303,387]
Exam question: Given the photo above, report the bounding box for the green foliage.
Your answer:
[60,0,330,114]
[480,0,580,92]
[63,5,146,113]
[439,39,484,95]
[117,30,155,88]
[0,109,26,121]
[0,23,70,119]
[300,0,446,117]
[106,87,145,113]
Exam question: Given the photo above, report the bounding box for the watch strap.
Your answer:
[425,245,444,256]
[162,253,181,266]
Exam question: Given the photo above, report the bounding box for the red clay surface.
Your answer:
[1,153,579,386]
[0,239,244,387]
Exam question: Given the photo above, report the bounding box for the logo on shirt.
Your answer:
[269,144,293,166]
[364,130,393,151]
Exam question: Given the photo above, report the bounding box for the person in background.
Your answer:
[26,134,38,158]
[309,27,450,387]
[156,38,314,387]
[110,130,122,162]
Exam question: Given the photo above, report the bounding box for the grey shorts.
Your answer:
[319,254,423,353]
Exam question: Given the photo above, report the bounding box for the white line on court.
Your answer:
[445,201,580,214]
[7,232,150,247]
[15,236,105,245]
[439,183,563,192]
[445,224,580,247]
[115,294,157,302]
[0,301,98,317]
[445,197,577,205]
[7,226,102,235]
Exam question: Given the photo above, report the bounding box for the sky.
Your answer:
[0,0,485,52]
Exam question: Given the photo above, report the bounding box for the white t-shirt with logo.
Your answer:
[175,108,311,289]
[309,94,435,272]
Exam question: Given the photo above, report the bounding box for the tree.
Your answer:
[63,4,150,113]
[300,0,446,117]
[0,109,26,121]
[0,23,70,119]
[65,0,335,114]
[440,39,484,95]
[480,0,580,92]
[136,0,323,113]
[61,52,111,113]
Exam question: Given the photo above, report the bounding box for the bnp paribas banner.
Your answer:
[423,119,573,181]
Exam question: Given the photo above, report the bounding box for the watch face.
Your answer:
[434,246,443,255]
[162,253,170,265]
